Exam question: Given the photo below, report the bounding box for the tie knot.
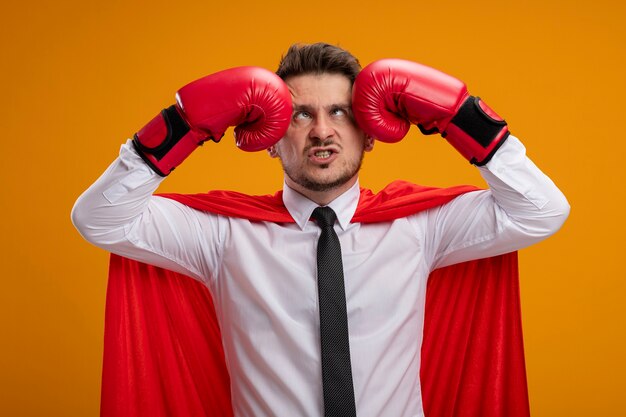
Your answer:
[311,206,337,228]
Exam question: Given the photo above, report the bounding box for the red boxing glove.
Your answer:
[133,66,292,176]
[352,59,509,165]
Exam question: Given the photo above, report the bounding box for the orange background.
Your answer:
[2,0,625,416]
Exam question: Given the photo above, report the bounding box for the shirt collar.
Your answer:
[282,180,360,231]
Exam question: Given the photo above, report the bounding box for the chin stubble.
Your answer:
[283,152,365,192]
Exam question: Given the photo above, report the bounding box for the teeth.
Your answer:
[315,150,332,158]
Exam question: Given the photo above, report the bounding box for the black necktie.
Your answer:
[311,206,357,417]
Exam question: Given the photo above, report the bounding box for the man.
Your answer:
[72,43,570,417]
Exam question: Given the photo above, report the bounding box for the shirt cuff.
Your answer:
[102,139,164,204]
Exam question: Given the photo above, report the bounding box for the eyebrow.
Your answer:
[292,103,352,113]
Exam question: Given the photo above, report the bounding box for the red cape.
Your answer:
[102,180,530,417]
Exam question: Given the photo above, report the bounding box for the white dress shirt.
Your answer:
[72,135,569,417]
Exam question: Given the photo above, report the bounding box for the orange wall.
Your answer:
[1,0,625,415]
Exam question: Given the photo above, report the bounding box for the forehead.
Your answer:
[285,73,352,106]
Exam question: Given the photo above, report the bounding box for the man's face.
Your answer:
[269,73,373,197]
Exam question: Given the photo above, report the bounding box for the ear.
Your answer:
[267,145,279,158]
[364,135,375,152]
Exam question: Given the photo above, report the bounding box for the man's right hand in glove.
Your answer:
[133,66,292,176]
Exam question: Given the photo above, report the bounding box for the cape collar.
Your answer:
[158,180,480,224]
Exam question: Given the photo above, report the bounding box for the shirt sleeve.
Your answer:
[71,140,223,283]
[414,135,570,271]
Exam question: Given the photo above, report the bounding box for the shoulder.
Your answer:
[354,181,479,223]
[157,189,294,223]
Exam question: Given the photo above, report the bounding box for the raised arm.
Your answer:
[72,67,292,279]
[352,59,569,269]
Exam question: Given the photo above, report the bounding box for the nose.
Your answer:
[308,114,336,141]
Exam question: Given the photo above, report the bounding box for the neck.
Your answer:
[285,176,358,206]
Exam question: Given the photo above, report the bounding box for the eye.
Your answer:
[330,107,346,117]
[293,111,312,121]
[330,107,352,120]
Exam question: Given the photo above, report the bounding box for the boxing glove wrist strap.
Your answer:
[133,105,206,176]
[444,96,510,166]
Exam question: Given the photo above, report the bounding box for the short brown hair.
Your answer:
[276,43,361,84]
